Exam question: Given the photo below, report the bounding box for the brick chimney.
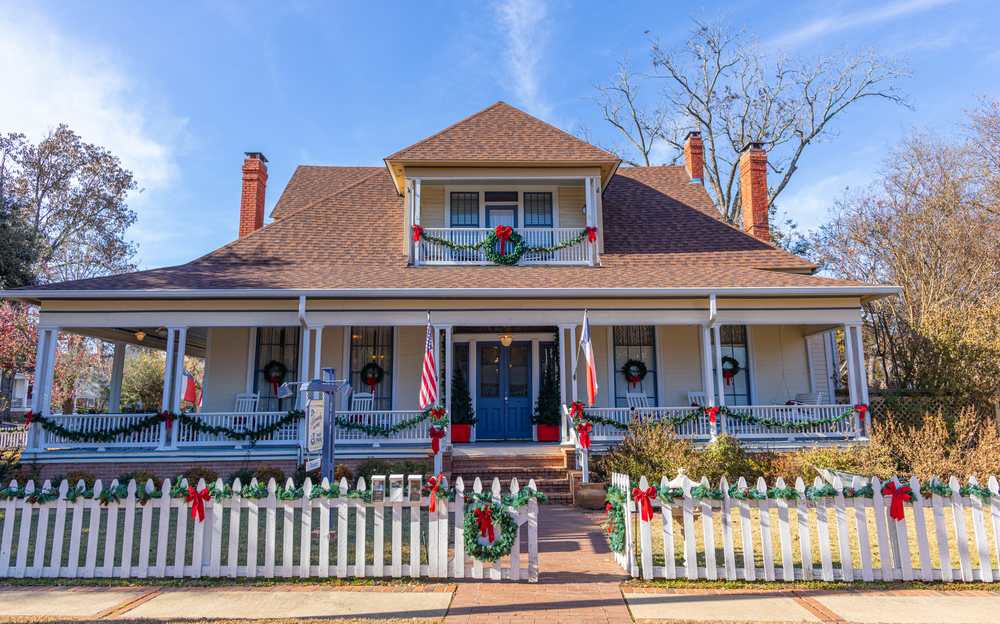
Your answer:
[684,131,704,182]
[239,152,268,238]
[739,143,769,242]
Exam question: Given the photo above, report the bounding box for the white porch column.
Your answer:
[158,328,176,450]
[407,179,415,264]
[298,326,311,410]
[413,178,422,266]
[585,176,595,267]
[313,326,324,381]
[169,326,188,449]
[853,326,870,405]
[531,339,539,442]
[712,325,726,408]
[109,341,126,414]
[445,325,453,447]
[700,326,716,407]
[468,338,477,443]
[557,325,569,442]
[27,328,56,450]
[842,325,860,407]
[569,324,579,404]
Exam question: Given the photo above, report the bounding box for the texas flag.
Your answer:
[580,312,598,406]
[181,369,198,404]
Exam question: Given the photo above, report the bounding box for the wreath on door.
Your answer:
[359,361,385,394]
[620,359,648,389]
[721,356,742,386]
[263,360,288,394]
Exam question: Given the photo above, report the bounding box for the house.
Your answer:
[1,102,896,487]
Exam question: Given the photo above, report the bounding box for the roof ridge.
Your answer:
[384,101,507,161]
[188,169,386,265]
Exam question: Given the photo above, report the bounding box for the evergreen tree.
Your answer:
[450,367,477,425]
[532,370,561,426]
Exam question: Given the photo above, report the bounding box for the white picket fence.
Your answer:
[0,475,539,581]
[611,472,1000,582]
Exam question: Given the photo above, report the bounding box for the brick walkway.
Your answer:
[447,504,632,624]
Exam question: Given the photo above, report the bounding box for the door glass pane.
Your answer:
[487,207,516,228]
[509,345,529,397]
[480,346,500,398]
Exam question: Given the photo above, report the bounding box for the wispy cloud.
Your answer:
[495,0,551,118]
[769,0,962,48]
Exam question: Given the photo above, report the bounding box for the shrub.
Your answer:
[253,465,287,486]
[0,448,22,485]
[592,418,699,483]
[293,465,321,487]
[55,469,96,489]
[118,470,163,491]
[183,466,220,486]
[334,464,353,483]
[227,468,255,486]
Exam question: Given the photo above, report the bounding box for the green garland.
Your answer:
[961,482,995,503]
[463,499,520,562]
[570,403,859,434]
[335,413,428,437]
[728,484,767,500]
[506,487,548,508]
[65,486,94,503]
[416,227,589,266]
[605,485,627,553]
[98,484,129,506]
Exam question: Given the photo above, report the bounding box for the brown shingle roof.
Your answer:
[269,166,381,220]
[385,102,619,162]
[18,168,877,294]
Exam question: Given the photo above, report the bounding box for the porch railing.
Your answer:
[417,228,591,265]
[39,413,165,449]
[0,427,28,449]
[175,412,299,448]
[336,410,431,445]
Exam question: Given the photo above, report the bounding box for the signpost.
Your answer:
[305,367,351,485]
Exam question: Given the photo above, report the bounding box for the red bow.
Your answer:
[430,428,446,454]
[585,226,597,243]
[426,474,443,512]
[187,486,211,523]
[570,401,585,420]
[632,486,657,522]
[365,372,378,393]
[723,369,735,386]
[706,406,719,424]
[495,225,513,255]
[474,507,495,542]
[429,407,446,421]
[23,411,36,429]
[268,373,280,395]
[855,404,868,422]
[629,375,642,389]
[411,225,423,242]
[882,481,914,522]
[576,422,592,450]
[162,411,173,429]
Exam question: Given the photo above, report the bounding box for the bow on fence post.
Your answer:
[705,406,719,425]
[569,401,585,420]
[411,225,423,242]
[585,226,597,243]
[575,422,592,450]
[631,486,657,522]
[495,225,513,255]
[882,481,914,521]
[855,404,868,422]
[426,474,443,513]
[161,411,173,430]
[430,428,446,454]
[187,486,211,522]
[474,507,495,542]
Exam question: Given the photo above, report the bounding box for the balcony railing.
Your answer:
[417,228,591,265]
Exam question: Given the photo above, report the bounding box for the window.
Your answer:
[350,327,394,410]
[484,191,518,202]
[454,343,469,380]
[523,192,553,227]
[254,327,301,412]
[450,192,479,227]
[713,325,752,405]
[613,326,657,407]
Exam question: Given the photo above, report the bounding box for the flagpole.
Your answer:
[572,309,586,381]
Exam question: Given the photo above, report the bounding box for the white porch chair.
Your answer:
[231,392,259,449]
[687,391,707,407]
[626,392,650,409]
[771,392,824,406]
[348,393,380,448]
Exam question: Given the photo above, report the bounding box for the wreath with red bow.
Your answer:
[463,499,519,562]
[620,359,648,389]
[483,226,527,266]
[721,356,741,386]
[263,360,288,395]
[359,362,385,394]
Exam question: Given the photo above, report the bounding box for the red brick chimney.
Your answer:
[739,143,769,242]
[684,131,704,183]
[239,152,268,238]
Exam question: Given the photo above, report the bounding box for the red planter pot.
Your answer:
[536,424,560,442]
[451,424,471,443]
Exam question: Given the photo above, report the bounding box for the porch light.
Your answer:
[498,332,515,347]
[135,330,145,342]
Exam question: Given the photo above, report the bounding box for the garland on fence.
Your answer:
[28,409,304,446]
[412,225,591,266]
[605,485,627,553]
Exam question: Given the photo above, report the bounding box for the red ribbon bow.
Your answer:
[268,373,280,395]
[629,375,642,389]
[855,404,868,422]
[882,481,914,522]
[495,225,513,255]
[23,411,36,429]
[576,422,592,450]
[366,372,378,393]
[706,406,719,424]
[632,486,657,522]
[411,225,423,242]
[162,411,173,429]
[570,401,585,420]
[723,369,735,386]
[430,428,446,454]
[585,226,597,243]
[474,507,495,542]
[427,474,443,512]
[187,486,211,523]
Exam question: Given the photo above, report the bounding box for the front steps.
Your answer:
[448,448,577,504]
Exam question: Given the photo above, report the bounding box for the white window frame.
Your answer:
[444,185,561,229]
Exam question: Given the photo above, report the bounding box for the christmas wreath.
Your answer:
[464,498,520,562]
[263,360,288,394]
[721,355,741,386]
[620,359,648,389]
[483,226,527,266]
[359,361,385,394]
[425,406,449,454]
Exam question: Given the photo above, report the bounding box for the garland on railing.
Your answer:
[413,225,592,266]
[28,410,304,446]
[334,413,428,437]
[571,403,868,434]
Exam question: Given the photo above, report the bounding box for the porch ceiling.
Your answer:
[65,326,208,358]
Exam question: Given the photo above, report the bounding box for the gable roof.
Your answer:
[269,166,381,220]
[385,102,619,163]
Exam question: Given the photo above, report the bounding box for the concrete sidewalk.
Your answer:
[0,585,454,621]
[623,587,1000,623]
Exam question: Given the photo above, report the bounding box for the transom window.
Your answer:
[613,326,657,407]
[450,192,479,227]
[523,192,553,227]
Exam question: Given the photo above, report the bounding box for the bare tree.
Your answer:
[586,15,912,224]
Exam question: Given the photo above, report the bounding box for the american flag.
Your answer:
[419,315,437,409]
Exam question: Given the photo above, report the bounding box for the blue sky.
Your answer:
[2,0,997,269]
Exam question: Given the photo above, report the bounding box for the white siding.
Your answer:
[750,325,812,405]
[202,327,251,413]
[659,325,704,406]
[573,326,611,408]
[319,327,345,370]
[395,326,425,410]
[808,333,836,400]
[558,186,586,229]
[421,186,445,228]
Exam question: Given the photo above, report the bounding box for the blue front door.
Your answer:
[477,342,532,440]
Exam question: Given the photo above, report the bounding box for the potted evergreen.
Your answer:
[450,367,477,443]
[532,370,561,442]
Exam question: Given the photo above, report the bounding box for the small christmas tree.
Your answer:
[532,370,561,426]
[450,367,477,425]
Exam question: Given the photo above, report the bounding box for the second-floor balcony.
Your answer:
[417,227,593,265]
